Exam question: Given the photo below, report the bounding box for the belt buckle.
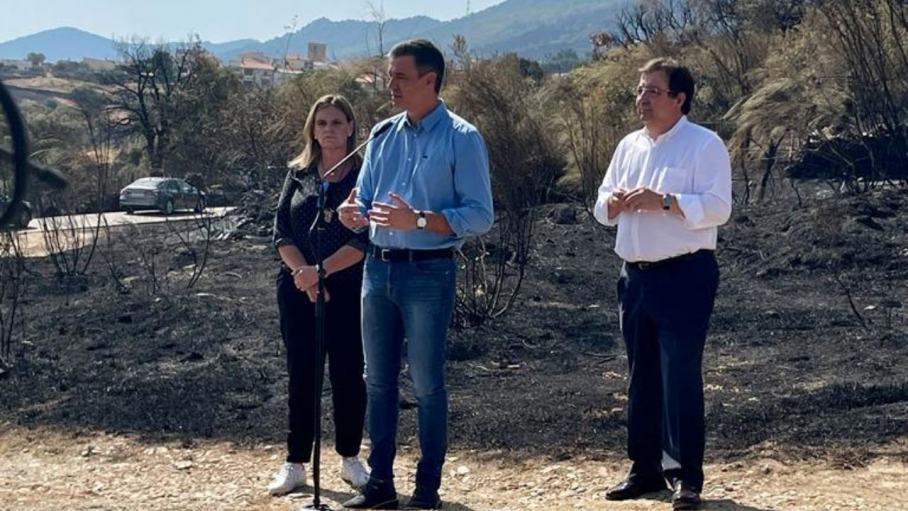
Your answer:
[379,248,392,262]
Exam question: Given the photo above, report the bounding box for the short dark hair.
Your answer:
[389,39,445,94]
[639,58,695,115]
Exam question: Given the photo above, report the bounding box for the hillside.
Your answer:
[218,16,445,62]
[411,0,625,58]
[0,0,623,63]
[0,27,119,62]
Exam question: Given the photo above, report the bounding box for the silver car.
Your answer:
[119,177,206,215]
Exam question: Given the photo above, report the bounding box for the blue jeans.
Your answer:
[362,254,456,491]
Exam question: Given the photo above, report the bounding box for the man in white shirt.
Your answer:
[594,58,732,510]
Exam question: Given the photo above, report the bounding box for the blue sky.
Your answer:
[2,0,506,43]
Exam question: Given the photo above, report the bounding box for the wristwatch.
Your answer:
[662,194,673,211]
[416,210,428,229]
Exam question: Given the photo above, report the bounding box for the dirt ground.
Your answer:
[1,188,907,510]
[0,428,904,511]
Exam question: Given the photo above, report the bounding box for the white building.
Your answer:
[82,57,118,71]
[0,59,32,71]
[228,43,332,89]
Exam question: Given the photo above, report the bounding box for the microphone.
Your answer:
[321,121,393,182]
[308,121,393,234]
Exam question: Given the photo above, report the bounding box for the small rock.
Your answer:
[181,352,204,363]
[456,465,471,475]
[761,465,771,475]
[174,460,193,470]
[551,205,581,225]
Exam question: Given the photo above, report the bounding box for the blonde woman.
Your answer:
[269,95,369,495]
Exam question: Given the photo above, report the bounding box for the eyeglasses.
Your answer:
[635,86,673,97]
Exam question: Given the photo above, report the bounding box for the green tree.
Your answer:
[167,53,242,185]
[26,52,45,68]
[542,49,583,74]
[104,38,205,173]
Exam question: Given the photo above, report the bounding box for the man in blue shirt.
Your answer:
[339,39,493,510]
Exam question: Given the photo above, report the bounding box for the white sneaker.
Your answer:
[340,456,370,489]
[267,462,306,495]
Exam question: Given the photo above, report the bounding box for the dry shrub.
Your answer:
[0,232,26,367]
[445,36,565,326]
[553,47,644,209]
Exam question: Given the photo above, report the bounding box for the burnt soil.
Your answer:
[2,189,907,468]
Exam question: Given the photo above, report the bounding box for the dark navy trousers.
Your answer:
[617,250,719,492]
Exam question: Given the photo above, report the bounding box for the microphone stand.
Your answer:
[300,177,331,511]
[297,124,390,511]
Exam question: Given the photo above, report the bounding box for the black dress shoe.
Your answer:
[672,482,702,510]
[605,476,668,501]
[343,478,399,509]
[403,486,442,509]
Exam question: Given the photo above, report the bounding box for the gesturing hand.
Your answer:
[368,192,418,231]
[608,188,629,214]
[622,187,664,212]
[338,188,369,230]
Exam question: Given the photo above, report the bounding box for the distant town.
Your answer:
[1,41,333,90]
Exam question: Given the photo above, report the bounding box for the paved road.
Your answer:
[10,207,234,257]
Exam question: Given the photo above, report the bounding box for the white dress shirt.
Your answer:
[593,116,732,263]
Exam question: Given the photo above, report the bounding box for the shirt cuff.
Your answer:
[593,194,619,226]
[274,237,295,250]
[675,193,705,229]
[440,209,465,238]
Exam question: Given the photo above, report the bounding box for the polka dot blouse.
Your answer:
[272,159,368,285]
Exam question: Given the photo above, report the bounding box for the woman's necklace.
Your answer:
[318,159,350,223]
[319,159,350,183]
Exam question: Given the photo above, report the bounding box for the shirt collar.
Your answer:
[404,99,447,133]
[642,115,689,144]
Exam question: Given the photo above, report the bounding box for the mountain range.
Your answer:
[0,0,622,63]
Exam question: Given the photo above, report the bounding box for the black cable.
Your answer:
[0,79,29,229]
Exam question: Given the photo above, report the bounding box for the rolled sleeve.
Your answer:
[349,133,377,236]
[441,130,494,237]
[356,133,376,212]
[272,170,297,250]
[676,137,732,230]
[345,229,369,252]
[593,141,624,226]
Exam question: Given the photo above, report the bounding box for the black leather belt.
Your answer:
[626,250,713,271]
[369,246,454,262]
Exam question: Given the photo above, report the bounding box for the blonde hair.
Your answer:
[288,94,357,170]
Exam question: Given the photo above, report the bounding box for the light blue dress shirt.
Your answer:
[356,100,494,249]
